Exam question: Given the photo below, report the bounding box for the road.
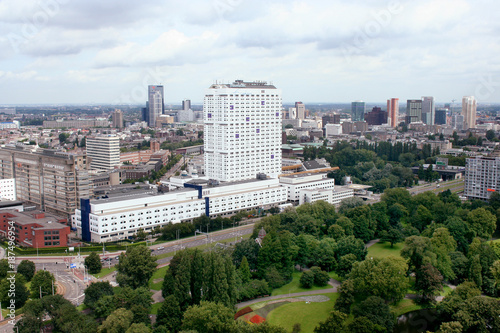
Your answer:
[408,179,464,196]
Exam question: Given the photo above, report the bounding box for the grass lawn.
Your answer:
[149,265,169,291]
[92,266,117,279]
[367,242,404,259]
[76,304,89,311]
[271,271,333,296]
[266,293,339,332]
[151,302,162,315]
[390,299,424,317]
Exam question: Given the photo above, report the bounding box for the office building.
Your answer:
[204,80,282,182]
[322,114,340,126]
[351,101,365,121]
[464,156,500,200]
[406,99,422,124]
[462,96,477,129]
[364,107,387,125]
[112,109,123,128]
[43,119,109,129]
[86,135,120,171]
[182,99,191,111]
[295,102,305,120]
[422,96,435,125]
[178,109,195,122]
[387,98,399,127]
[148,85,164,127]
[435,108,447,125]
[0,144,90,218]
[451,114,464,130]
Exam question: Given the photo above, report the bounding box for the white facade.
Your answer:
[0,121,20,130]
[86,135,120,170]
[204,80,282,182]
[462,96,477,129]
[464,156,500,201]
[325,124,342,136]
[421,96,435,126]
[299,187,354,205]
[74,178,287,242]
[279,173,338,202]
[0,179,16,201]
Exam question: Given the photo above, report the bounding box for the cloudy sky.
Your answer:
[0,0,499,105]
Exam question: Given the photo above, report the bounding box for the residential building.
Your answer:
[422,96,435,125]
[0,144,90,218]
[86,135,120,171]
[462,96,477,129]
[464,156,500,200]
[148,85,164,127]
[406,99,422,124]
[204,80,282,182]
[451,114,464,130]
[387,98,399,127]
[178,109,195,122]
[351,101,365,121]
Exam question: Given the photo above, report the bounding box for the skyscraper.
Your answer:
[387,98,399,127]
[435,108,447,125]
[464,156,500,200]
[421,96,435,125]
[462,96,477,129]
[406,99,422,124]
[86,135,120,171]
[182,99,191,111]
[351,101,365,121]
[112,109,123,128]
[204,80,282,182]
[295,102,305,120]
[148,85,164,127]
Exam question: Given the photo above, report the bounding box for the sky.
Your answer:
[0,0,499,105]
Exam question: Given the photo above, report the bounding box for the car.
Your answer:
[150,248,155,252]
[158,246,164,250]
[115,256,119,260]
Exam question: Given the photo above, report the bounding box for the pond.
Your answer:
[394,308,441,333]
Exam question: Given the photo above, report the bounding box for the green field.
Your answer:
[271,271,334,296]
[390,299,424,317]
[367,241,404,259]
[151,302,162,315]
[265,293,339,332]
[149,265,169,290]
[92,266,117,279]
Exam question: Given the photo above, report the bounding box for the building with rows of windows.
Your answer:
[464,156,500,201]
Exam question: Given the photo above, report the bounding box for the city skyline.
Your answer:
[0,0,499,105]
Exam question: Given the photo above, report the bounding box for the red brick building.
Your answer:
[0,210,70,248]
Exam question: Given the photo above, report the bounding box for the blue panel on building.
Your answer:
[205,197,210,217]
[80,198,91,242]
[183,183,202,199]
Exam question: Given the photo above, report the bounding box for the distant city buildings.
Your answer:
[406,99,423,124]
[364,107,387,125]
[462,96,477,129]
[351,101,365,121]
[111,109,123,128]
[295,102,305,120]
[43,119,109,129]
[86,135,120,170]
[435,108,447,125]
[148,85,164,127]
[451,114,464,130]
[387,98,399,128]
[421,96,435,125]
[182,99,191,111]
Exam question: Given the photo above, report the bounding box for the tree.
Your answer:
[0,259,9,279]
[202,251,237,307]
[116,245,158,289]
[299,270,315,288]
[409,205,433,231]
[335,235,367,262]
[380,228,403,248]
[30,270,55,298]
[181,301,236,333]
[0,274,28,308]
[336,254,358,278]
[345,316,385,333]
[94,295,116,318]
[239,256,251,283]
[348,256,409,303]
[466,208,496,239]
[59,133,69,144]
[438,321,463,333]
[126,323,151,333]
[84,281,114,309]
[401,236,436,274]
[454,297,500,332]
[352,296,395,332]
[381,188,413,209]
[17,260,36,281]
[438,281,481,323]
[99,308,134,333]
[338,197,365,214]
[314,310,347,333]
[415,263,443,302]
[85,252,102,274]
[156,295,182,332]
[310,266,330,287]
[486,129,496,141]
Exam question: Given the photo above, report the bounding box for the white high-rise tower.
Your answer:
[462,96,477,129]
[204,80,282,182]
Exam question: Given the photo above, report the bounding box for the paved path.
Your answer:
[237,287,337,309]
[365,238,380,248]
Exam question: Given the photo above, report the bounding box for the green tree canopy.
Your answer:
[85,252,102,274]
[116,245,157,289]
[30,270,56,299]
[17,260,36,281]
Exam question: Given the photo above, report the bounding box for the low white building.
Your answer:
[0,178,16,201]
[279,172,337,202]
[74,177,287,243]
[299,186,354,205]
[325,124,342,136]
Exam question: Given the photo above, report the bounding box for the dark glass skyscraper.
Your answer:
[351,101,365,121]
